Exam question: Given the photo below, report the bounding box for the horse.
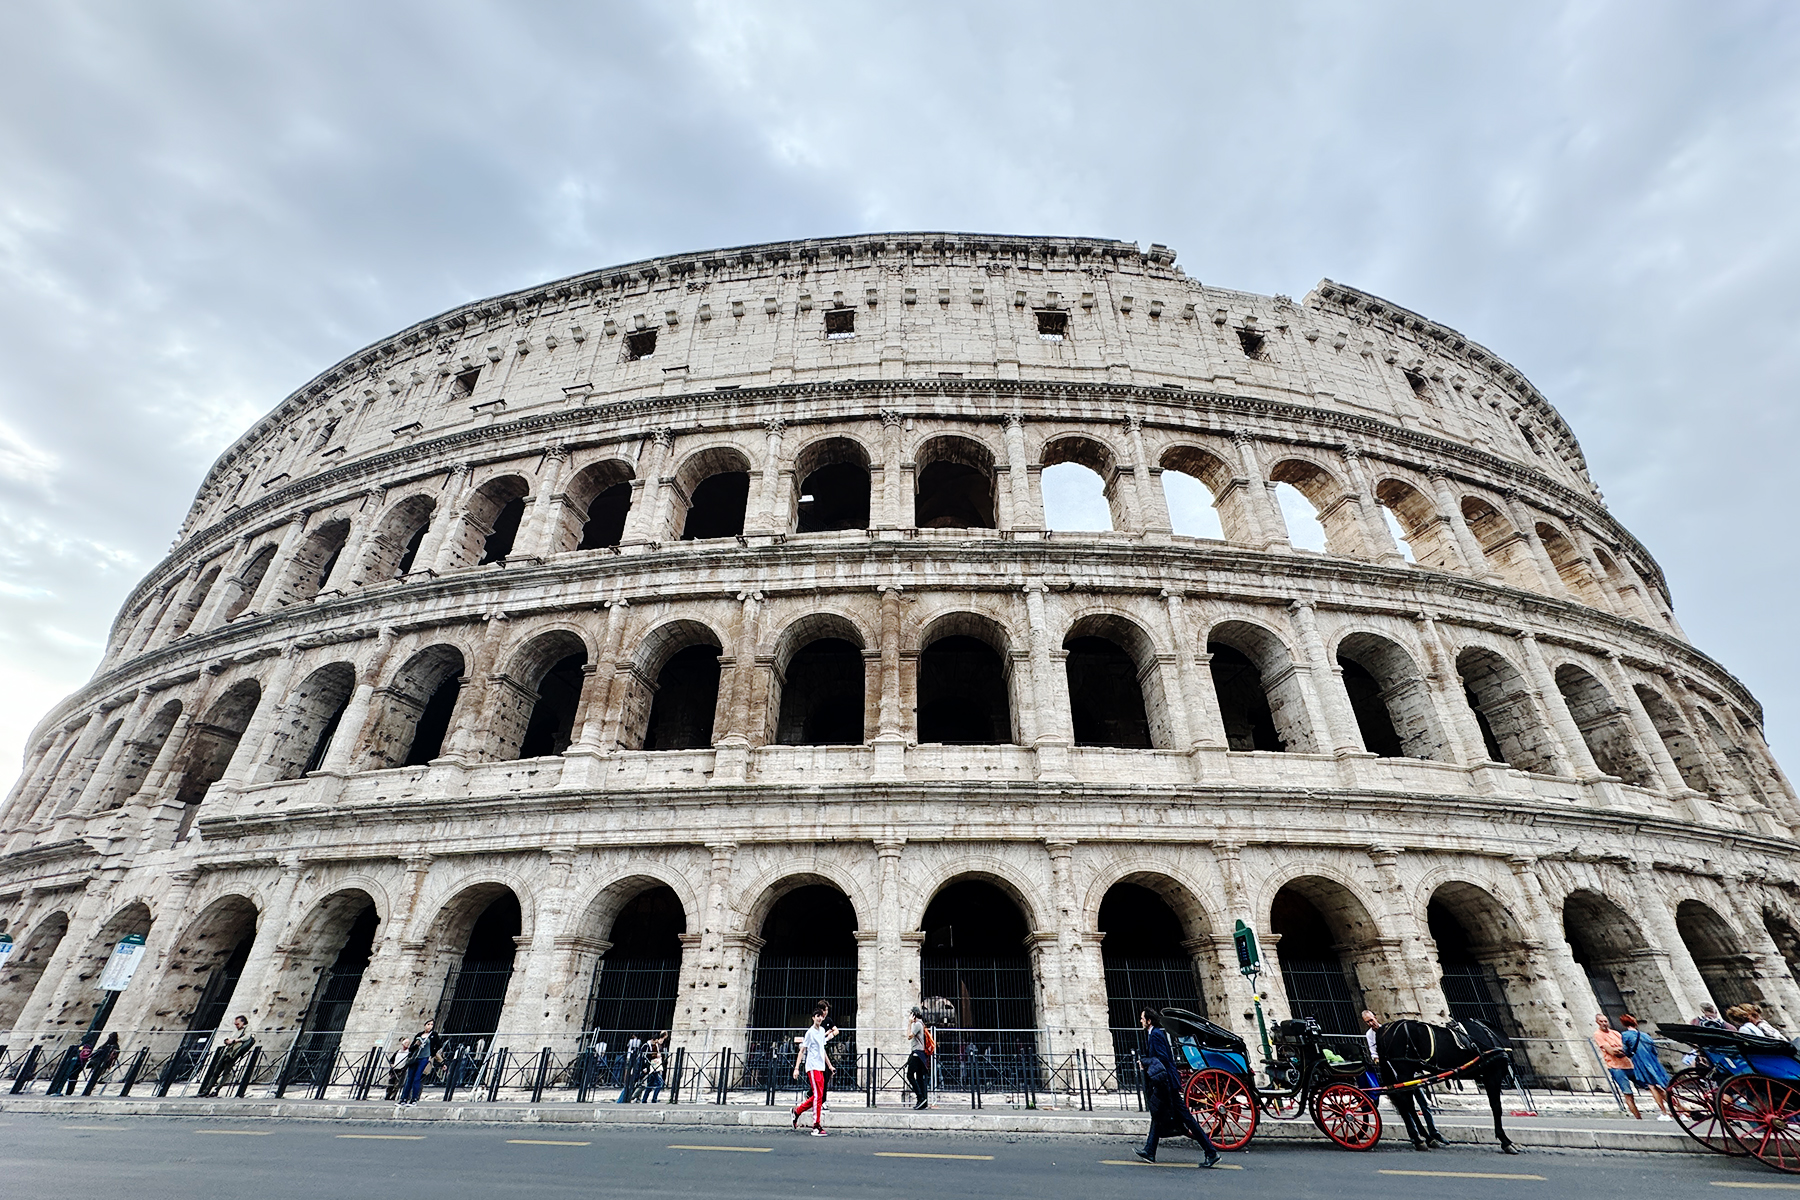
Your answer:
[1374,1017,1519,1154]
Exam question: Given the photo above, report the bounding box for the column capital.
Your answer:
[880,409,905,429]
[545,444,570,462]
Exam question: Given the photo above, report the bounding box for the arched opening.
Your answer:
[1634,685,1710,791]
[103,700,182,810]
[221,545,279,620]
[1562,889,1676,1023]
[582,885,686,1050]
[774,633,866,746]
[1765,912,1800,991]
[1374,479,1459,570]
[559,461,636,553]
[50,718,123,819]
[792,438,870,533]
[1161,446,1244,542]
[1456,647,1557,772]
[1537,523,1607,606]
[1427,883,1542,1081]
[751,884,859,1065]
[1270,879,1375,1046]
[920,878,1036,1055]
[914,435,996,530]
[1208,621,1316,753]
[674,448,752,541]
[1064,614,1171,749]
[1270,459,1362,557]
[1676,900,1761,1012]
[280,519,352,605]
[517,653,588,760]
[46,902,152,1032]
[151,896,260,1076]
[166,565,222,638]
[490,631,588,760]
[288,894,380,1076]
[1100,881,1206,1073]
[917,618,1013,745]
[1554,664,1655,787]
[1336,632,1450,761]
[447,476,530,570]
[0,911,69,1029]
[270,663,356,781]
[171,680,262,837]
[1042,436,1121,532]
[619,622,725,752]
[1273,481,1328,552]
[362,645,465,770]
[1699,707,1775,809]
[358,495,436,583]
[1461,497,1541,590]
[435,889,522,1050]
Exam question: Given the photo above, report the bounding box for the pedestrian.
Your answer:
[385,1038,412,1100]
[1693,1002,1730,1030]
[398,1019,438,1106]
[791,1006,834,1136]
[639,1038,664,1104]
[1616,1015,1673,1121]
[1593,1013,1643,1119]
[198,1015,255,1097]
[1135,1009,1220,1166]
[84,1033,121,1093]
[1744,1003,1784,1039]
[905,1005,932,1110]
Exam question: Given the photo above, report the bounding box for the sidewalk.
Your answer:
[0,1093,1700,1154]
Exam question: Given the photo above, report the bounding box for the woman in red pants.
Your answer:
[791,1007,834,1135]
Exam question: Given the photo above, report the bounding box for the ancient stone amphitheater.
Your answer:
[1,233,1795,1095]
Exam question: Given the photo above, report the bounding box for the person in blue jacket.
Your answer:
[1136,1008,1221,1167]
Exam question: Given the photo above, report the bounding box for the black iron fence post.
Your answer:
[233,1046,263,1098]
[117,1047,150,1097]
[714,1047,732,1105]
[312,1050,336,1101]
[153,1048,182,1096]
[668,1047,684,1105]
[531,1047,552,1104]
[486,1047,507,1103]
[353,1046,379,1101]
[575,1049,592,1104]
[9,1045,41,1094]
[443,1047,466,1102]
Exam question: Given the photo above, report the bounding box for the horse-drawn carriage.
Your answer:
[1158,1008,1518,1154]
[1661,1022,1800,1173]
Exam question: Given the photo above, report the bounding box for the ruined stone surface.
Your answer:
[1,234,1795,1079]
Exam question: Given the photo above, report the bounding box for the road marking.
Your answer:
[873,1151,995,1160]
[1101,1159,1245,1170]
[60,1126,123,1131]
[1379,1170,1545,1180]
[507,1139,591,1146]
[337,1134,427,1140]
[1711,1185,1800,1191]
[667,1144,772,1153]
[196,1130,273,1136]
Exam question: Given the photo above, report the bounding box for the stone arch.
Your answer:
[279,887,383,1069]
[1268,874,1388,1038]
[1553,662,1655,787]
[1333,630,1451,761]
[620,618,725,752]
[1094,870,1218,1042]
[166,563,223,639]
[747,875,862,1040]
[363,642,468,770]
[1206,617,1318,753]
[578,875,689,1047]
[918,870,1042,1040]
[221,543,280,621]
[267,661,357,781]
[1063,610,1173,750]
[1373,477,1459,570]
[1764,909,1800,993]
[138,893,260,1034]
[276,518,353,606]
[1562,887,1677,1023]
[1455,645,1558,773]
[671,444,752,541]
[560,458,637,553]
[1425,880,1547,1056]
[418,879,532,1042]
[916,611,1018,745]
[908,859,1048,937]
[1697,705,1768,807]
[792,435,871,534]
[357,493,437,583]
[914,434,997,529]
[1536,522,1608,606]
[46,901,154,1030]
[1270,457,1366,557]
[769,612,869,746]
[48,715,124,818]
[496,628,591,760]
[438,474,529,571]
[1459,496,1541,590]
[1675,899,1761,1012]
[171,678,263,832]
[1633,684,1711,792]
[103,699,182,810]
[0,909,70,1029]
[1159,444,1240,542]
[1041,433,1125,532]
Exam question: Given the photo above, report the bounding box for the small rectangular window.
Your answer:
[453,367,482,396]
[625,329,657,360]
[1235,327,1267,359]
[824,308,855,338]
[1403,368,1429,395]
[1035,310,1068,340]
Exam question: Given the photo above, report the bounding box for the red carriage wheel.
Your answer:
[1185,1068,1259,1150]
[1718,1075,1800,1173]
[1667,1068,1744,1156]
[1312,1082,1382,1150]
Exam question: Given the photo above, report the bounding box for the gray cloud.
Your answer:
[2,0,1797,789]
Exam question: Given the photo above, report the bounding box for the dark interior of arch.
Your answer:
[299,691,351,775]
[915,460,995,529]
[1271,887,1364,1036]
[1208,643,1283,751]
[796,462,870,533]
[917,636,1010,744]
[1099,884,1204,1037]
[441,893,521,1041]
[186,932,256,1035]
[1426,898,1520,1035]
[1765,912,1800,989]
[920,880,1033,1037]
[518,652,587,758]
[1066,636,1151,748]
[173,685,261,811]
[578,483,632,550]
[752,885,859,1036]
[1676,900,1760,1011]
[775,639,865,745]
[479,496,527,564]
[643,645,721,750]
[298,904,380,1054]
[1337,655,1405,757]
[584,886,685,1046]
[403,674,461,766]
[682,472,749,540]
[1561,893,1638,1020]
[395,523,429,575]
[1458,649,1553,772]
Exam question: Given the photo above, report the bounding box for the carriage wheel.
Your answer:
[1718,1075,1800,1173]
[1667,1068,1745,1157]
[1312,1082,1382,1150]
[1185,1069,1259,1150]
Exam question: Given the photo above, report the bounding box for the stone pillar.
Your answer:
[73,690,155,814]
[1047,841,1107,1053]
[1340,447,1404,565]
[1623,863,1713,1022]
[1515,633,1600,780]
[1002,413,1036,531]
[317,629,400,775]
[1124,413,1169,535]
[324,488,384,591]
[225,856,309,1034]
[441,616,510,762]
[1022,582,1072,779]
[622,429,676,546]
[520,445,570,559]
[1365,847,1437,1019]
[712,592,762,784]
[358,854,436,1032]
[1504,856,1598,1081]
[243,516,314,615]
[1288,601,1364,756]
[1208,843,1264,1028]
[501,849,580,1045]
[571,600,628,753]
[1601,653,1690,797]
[872,839,909,1054]
[1229,432,1283,549]
[224,647,306,788]
[144,564,202,646]
[1502,490,1564,597]
[748,419,786,534]
[411,464,470,574]
[42,711,110,824]
[877,410,905,533]
[1429,468,1494,581]
[873,585,906,779]
[675,843,737,1046]
[190,537,256,632]
[1722,875,1800,1027]
[1412,613,1486,767]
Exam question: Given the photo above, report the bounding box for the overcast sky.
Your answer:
[2,1,1797,795]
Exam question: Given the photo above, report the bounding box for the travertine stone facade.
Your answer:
[2,234,1796,1082]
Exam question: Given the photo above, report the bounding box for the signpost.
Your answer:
[47,933,147,1096]
[0,932,14,976]
[1234,920,1273,1063]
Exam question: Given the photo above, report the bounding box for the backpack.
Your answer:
[922,1026,936,1055]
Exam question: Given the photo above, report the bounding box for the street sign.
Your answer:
[97,933,147,993]
[0,932,13,974]
[1233,919,1260,976]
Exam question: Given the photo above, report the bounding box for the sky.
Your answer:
[1,1,1797,794]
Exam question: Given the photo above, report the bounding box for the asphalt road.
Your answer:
[0,1113,1782,1199]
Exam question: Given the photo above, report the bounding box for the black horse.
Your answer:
[1375,1018,1518,1154]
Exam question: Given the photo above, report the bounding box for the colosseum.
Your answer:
[0,232,1795,1098]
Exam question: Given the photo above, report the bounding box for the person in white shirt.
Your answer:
[1361,1010,1381,1063]
[791,1007,834,1135]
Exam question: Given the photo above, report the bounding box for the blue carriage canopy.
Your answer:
[1658,1021,1800,1082]
[1159,1007,1252,1078]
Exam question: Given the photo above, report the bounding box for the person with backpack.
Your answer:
[1617,1014,1673,1120]
[905,1006,934,1109]
[1136,1009,1220,1167]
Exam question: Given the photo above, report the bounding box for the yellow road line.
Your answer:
[873,1151,995,1160]
[1101,1159,1245,1170]
[507,1139,591,1146]
[196,1130,273,1136]
[667,1144,773,1153]
[1711,1185,1800,1191]
[1378,1170,1545,1180]
[337,1134,427,1140]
